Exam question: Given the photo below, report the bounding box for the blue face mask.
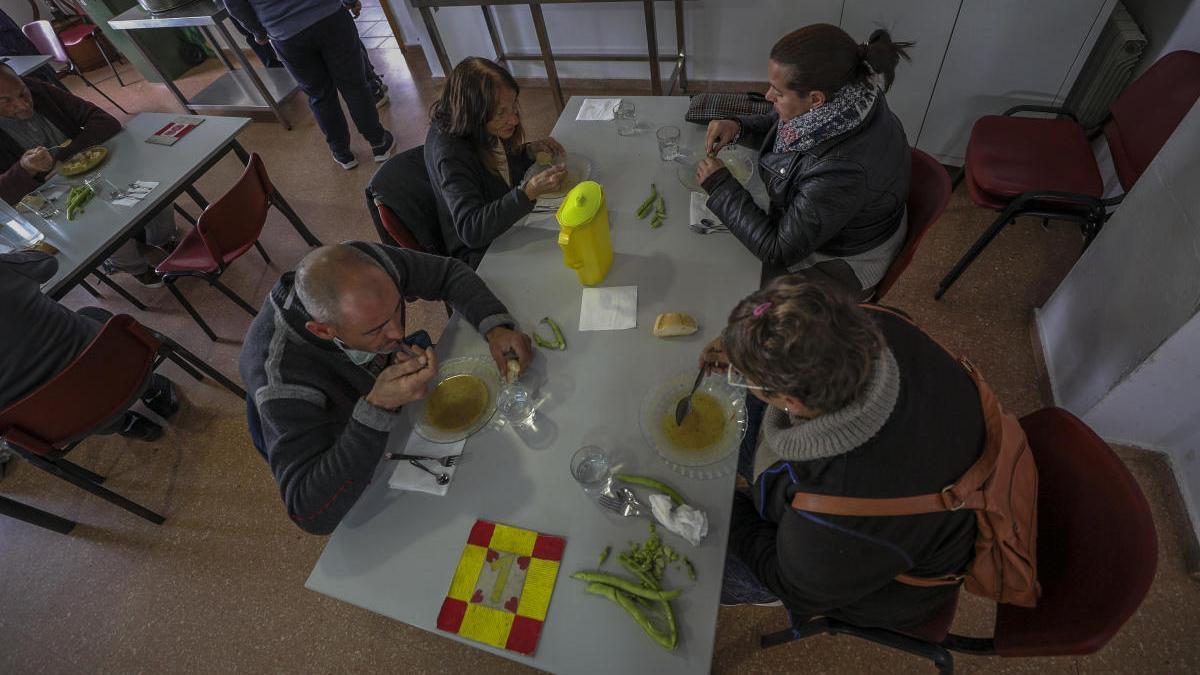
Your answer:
[333,337,400,366]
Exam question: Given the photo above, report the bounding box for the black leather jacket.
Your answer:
[702,96,909,272]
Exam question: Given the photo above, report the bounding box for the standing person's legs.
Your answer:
[313,11,387,148]
[272,15,354,161]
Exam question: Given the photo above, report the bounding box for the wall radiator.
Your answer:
[1064,2,1147,128]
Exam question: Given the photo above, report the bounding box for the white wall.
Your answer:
[1,0,50,28]
[1036,98,1200,540]
[1125,0,1200,76]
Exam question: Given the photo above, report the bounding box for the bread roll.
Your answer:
[653,312,698,337]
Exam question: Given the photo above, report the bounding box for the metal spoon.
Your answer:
[674,368,707,426]
[409,459,450,485]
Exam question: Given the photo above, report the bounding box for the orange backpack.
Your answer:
[789,306,1041,608]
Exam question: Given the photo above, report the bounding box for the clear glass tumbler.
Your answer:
[615,101,638,136]
[656,125,681,161]
[570,445,612,495]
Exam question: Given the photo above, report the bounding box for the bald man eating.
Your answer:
[240,241,532,534]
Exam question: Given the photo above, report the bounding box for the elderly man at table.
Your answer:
[239,241,533,534]
[0,250,180,441]
[0,64,176,287]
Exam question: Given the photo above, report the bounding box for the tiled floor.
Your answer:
[1,45,1198,674]
[355,0,403,51]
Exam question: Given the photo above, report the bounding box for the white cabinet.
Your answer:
[916,0,1117,164]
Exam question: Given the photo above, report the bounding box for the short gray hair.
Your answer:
[294,244,382,324]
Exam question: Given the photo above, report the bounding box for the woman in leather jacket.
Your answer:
[698,25,913,295]
[424,57,567,267]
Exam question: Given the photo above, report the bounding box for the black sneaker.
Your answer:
[333,149,358,170]
[372,130,394,163]
[132,270,164,288]
[141,375,180,419]
[119,411,163,442]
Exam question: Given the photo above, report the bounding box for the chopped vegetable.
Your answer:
[570,571,681,601]
[65,185,95,221]
[599,545,611,566]
[615,473,687,507]
[683,558,696,581]
[533,316,566,350]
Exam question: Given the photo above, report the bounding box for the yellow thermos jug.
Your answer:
[556,180,613,286]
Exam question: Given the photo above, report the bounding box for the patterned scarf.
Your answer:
[773,80,880,155]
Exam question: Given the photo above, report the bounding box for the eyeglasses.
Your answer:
[726,364,767,391]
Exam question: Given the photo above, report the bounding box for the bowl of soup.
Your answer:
[411,356,501,443]
[639,371,746,477]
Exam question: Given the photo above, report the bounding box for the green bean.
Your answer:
[584,583,677,650]
[570,571,681,600]
[532,316,566,350]
[615,473,687,507]
[655,195,665,215]
[599,546,610,566]
[684,558,696,581]
[636,183,658,219]
[650,215,664,229]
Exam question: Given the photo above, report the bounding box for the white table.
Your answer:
[32,112,318,301]
[306,96,761,673]
[2,55,53,76]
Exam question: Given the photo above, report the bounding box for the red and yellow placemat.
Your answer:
[437,519,565,655]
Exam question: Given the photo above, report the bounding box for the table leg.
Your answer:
[529,3,564,112]
[0,494,76,534]
[674,0,687,92]
[184,185,209,210]
[199,25,238,72]
[643,0,661,96]
[419,6,453,77]
[482,6,506,64]
[212,20,292,130]
[125,29,195,113]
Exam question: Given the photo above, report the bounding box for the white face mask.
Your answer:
[333,337,401,366]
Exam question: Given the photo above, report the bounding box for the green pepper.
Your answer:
[615,473,687,507]
[532,316,566,350]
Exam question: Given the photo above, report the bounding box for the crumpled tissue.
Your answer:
[648,493,708,547]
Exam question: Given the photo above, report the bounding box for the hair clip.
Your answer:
[752,302,772,317]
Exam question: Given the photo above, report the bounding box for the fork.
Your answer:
[597,492,650,519]
[408,459,450,485]
[384,452,460,467]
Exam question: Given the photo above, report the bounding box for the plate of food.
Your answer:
[520,152,592,200]
[59,145,108,177]
[676,144,756,193]
[639,371,747,479]
[411,356,502,443]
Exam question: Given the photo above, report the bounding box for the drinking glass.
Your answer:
[570,445,612,495]
[656,125,681,161]
[615,101,638,136]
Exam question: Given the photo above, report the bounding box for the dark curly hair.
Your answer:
[722,277,882,413]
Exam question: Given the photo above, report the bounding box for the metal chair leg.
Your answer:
[209,278,259,317]
[25,453,164,524]
[92,29,126,86]
[270,191,322,246]
[70,67,128,114]
[935,208,1018,300]
[0,495,76,534]
[163,278,218,341]
[160,339,247,399]
[253,241,272,264]
[92,271,148,311]
[173,203,197,226]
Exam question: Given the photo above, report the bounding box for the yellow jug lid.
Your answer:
[556,180,603,229]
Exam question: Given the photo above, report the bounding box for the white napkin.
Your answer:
[689,192,720,226]
[386,433,465,496]
[112,180,160,207]
[575,98,621,121]
[579,286,637,331]
[648,494,709,547]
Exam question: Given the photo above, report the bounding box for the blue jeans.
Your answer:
[720,392,780,605]
[271,9,385,154]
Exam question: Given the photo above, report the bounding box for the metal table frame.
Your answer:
[411,0,689,111]
[107,0,296,128]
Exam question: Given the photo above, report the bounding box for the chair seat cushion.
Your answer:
[966,115,1103,204]
[58,24,97,48]
[156,230,219,274]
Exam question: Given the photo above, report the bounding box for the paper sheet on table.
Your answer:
[387,433,465,496]
[112,180,160,207]
[690,191,720,226]
[575,98,621,121]
[579,286,637,331]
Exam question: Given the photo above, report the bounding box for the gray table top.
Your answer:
[305,96,762,674]
[33,113,249,296]
[109,0,226,30]
[2,55,53,76]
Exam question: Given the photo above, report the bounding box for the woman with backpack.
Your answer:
[699,24,913,296]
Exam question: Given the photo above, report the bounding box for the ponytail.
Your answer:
[770,24,913,98]
[859,29,913,91]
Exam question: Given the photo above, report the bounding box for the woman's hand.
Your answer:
[705,119,739,155]
[698,336,730,375]
[526,137,566,161]
[523,165,567,200]
[695,157,725,186]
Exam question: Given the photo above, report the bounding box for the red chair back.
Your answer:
[874,148,952,300]
[0,315,160,453]
[993,408,1158,657]
[1105,50,1200,191]
[376,201,424,251]
[21,20,69,64]
[197,153,273,265]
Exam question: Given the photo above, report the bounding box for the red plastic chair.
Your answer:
[21,19,128,114]
[0,315,246,525]
[375,200,424,251]
[936,50,1200,299]
[760,407,1158,673]
[57,20,124,86]
[872,148,953,301]
[156,153,320,341]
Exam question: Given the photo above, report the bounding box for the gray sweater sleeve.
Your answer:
[0,250,57,286]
